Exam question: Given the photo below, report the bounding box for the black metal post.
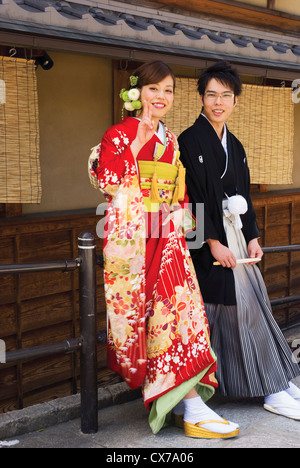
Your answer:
[78,231,98,434]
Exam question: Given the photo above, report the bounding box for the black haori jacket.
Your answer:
[178,114,260,305]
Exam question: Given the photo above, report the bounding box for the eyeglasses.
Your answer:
[204,91,235,101]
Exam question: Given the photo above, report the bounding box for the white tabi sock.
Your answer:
[183,396,239,434]
[285,381,300,401]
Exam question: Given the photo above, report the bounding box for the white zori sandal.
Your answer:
[263,403,300,421]
[172,397,239,439]
[264,390,300,421]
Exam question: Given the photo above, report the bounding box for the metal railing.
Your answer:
[0,231,99,434]
[262,244,300,329]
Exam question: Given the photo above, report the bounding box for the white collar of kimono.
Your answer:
[201,113,228,179]
[134,118,165,144]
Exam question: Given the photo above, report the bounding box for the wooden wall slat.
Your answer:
[22,354,76,392]
[21,293,74,333]
[23,381,77,409]
[19,231,73,263]
[0,304,17,337]
[19,271,73,301]
[0,276,17,305]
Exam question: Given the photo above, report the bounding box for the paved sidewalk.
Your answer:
[1,377,300,449]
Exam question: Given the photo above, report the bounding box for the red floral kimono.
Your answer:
[89,117,217,430]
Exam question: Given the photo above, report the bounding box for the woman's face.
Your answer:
[140,75,174,121]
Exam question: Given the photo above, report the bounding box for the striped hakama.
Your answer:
[205,201,300,398]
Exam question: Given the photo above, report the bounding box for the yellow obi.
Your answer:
[138,159,185,212]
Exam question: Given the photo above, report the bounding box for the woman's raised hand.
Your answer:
[130,100,156,159]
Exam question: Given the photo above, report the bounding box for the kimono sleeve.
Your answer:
[89,126,137,198]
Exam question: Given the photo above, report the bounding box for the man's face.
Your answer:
[200,78,237,126]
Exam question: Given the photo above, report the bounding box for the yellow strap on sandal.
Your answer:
[194,419,230,426]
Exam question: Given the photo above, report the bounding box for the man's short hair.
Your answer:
[197,61,242,97]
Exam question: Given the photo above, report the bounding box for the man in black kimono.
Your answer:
[179,61,300,420]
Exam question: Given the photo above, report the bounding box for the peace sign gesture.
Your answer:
[130,100,156,159]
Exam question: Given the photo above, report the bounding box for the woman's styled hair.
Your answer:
[132,60,175,90]
[197,61,242,97]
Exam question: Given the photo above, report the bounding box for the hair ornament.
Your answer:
[120,75,142,115]
[129,75,139,87]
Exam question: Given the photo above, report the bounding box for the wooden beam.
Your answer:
[0,203,22,218]
[156,0,300,34]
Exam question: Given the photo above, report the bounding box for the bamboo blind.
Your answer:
[0,56,41,203]
[164,78,294,185]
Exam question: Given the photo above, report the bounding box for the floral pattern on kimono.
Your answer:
[90,124,147,389]
[89,117,217,400]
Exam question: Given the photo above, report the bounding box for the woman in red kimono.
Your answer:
[89,61,239,439]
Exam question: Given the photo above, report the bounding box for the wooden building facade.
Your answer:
[0,0,300,412]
